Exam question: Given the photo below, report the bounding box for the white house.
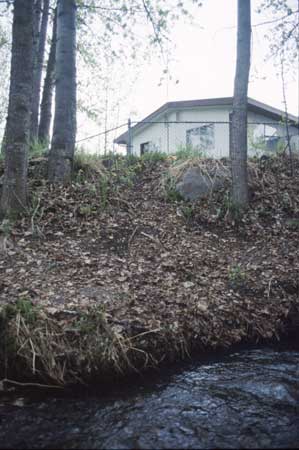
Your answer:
[114,97,299,158]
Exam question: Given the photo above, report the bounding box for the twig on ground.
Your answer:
[110,196,136,210]
[267,277,273,299]
[140,231,166,249]
[126,328,161,341]
[128,225,139,251]
[0,378,63,389]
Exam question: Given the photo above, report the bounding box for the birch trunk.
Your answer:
[38,8,57,144]
[31,0,50,140]
[0,0,34,218]
[30,0,42,135]
[48,0,77,183]
[230,0,251,209]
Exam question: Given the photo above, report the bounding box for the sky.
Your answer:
[125,0,299,121]
[69,0,299,151]
[0,0,297,150]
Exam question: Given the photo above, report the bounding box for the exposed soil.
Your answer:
[0,155,298,386]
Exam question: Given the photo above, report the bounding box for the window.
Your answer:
[186,124,214,150]
[248,124,280,154]
[140,142,150,155]
[140,141,160,154]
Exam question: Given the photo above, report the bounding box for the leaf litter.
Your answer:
[0,154,298,386]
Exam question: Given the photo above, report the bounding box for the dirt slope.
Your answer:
[0,155,298,385]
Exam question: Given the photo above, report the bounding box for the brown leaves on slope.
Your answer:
[0,155,299,384]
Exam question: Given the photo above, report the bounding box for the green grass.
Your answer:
[173,144,206,162]
[228,264,246,288]
[163,172,184,202]
[285,218,299,230]
[2,298,39,324]
[74,150,104,167]
[140,151,168,163]
[29,139,48,158]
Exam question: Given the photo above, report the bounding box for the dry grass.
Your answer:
[1,304,167,386]
[0,154,299,388]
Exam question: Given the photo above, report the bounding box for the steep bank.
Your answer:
[0,154,298,387]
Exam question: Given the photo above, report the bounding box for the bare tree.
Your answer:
[257,0,299,64]
[48,0,77,183]
[0,0,34,218]
[230,0,252,210]
[38,7,57,144]
[31,0,50,141]
[279,46,294,175]
[30,0,42,134]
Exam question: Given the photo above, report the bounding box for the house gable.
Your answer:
[114,97,299,146]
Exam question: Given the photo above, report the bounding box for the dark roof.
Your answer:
[114,97,299,145]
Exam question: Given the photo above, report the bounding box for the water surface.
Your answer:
[1,347,299,449]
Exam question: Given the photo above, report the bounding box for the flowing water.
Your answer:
[1,347,299,449]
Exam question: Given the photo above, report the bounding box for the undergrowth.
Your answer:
[174,144,206,162]
[29,139,48,158]
[0,302,158,385]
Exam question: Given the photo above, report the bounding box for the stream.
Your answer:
[0,346,299,449]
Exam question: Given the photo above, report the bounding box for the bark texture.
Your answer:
[30,0,50,140]
[48,0,77,183]
[0,0,34,218]
[30,0,42,136]
[230,0,251,208]
[38,8,57,143]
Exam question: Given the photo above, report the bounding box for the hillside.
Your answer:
[0,153,299,387]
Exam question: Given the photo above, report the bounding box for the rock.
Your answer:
[183,281,195,289]
[175,166,228,201]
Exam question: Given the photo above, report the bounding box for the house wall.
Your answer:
[168,107,230,158]
[131,106,298,157]
[247,111,299,156]
[290,134,299,153]
[131,115,168,156]
[132,107,229,158]
[132,106,230,158]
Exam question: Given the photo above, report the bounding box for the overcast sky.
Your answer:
[75,0,298,150]
[126,0,298,121]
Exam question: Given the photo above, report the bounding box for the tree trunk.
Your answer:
[0,0,34,218]
[30,0,50,141]
[48,0,77,183]
[30,0,42,134]
[38,8,57,143]
[230,0,251,209]
[1,123,7,156]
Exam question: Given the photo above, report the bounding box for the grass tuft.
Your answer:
[173,144,206,162]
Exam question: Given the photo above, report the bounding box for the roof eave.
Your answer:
[114,97,299,143]
[248,98,298,126]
